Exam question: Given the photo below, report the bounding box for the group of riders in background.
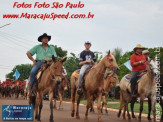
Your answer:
[0,78,28,98]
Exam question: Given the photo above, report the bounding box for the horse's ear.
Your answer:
[108,50,110,55]
[61,56,67,63]
[52,55,57,62]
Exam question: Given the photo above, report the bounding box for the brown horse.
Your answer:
[30,56,66,122]
[71,51,119,122]
[53,76,69,110]
[117,59,158,122]
[90,71,119,113]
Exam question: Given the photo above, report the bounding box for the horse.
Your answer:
[53,76,69,110]
[117,59,158,122]
[89,71,119,114]
[71,50,119,122]
[30,56,66,122]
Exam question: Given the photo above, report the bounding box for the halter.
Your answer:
[48,67,63,80]
[106,55,114,69]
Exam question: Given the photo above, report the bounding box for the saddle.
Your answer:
[36,63,51,82]
[125,70,147,83]
[72,68,92,90]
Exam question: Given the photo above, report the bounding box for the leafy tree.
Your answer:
[112,47,123,64]
[6,64,32,81]
[51,45,67,58]
[64,53,80,78]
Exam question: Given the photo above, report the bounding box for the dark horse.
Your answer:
[29,56,66,122]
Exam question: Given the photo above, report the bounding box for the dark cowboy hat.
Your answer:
[85,41,91,45]
[38,33,51,42]
[133,44,145,51]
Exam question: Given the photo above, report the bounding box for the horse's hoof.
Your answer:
[98,119,103,122]
[71,112,74,117]
[148,117,152,121]
[84,117,88,120]
[76,116,80,119]
[49,120,54,122]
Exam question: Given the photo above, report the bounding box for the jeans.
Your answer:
[130,71,139,94]
[78,64,91,88]
[30,62,45,90]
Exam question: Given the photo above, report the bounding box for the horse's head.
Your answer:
[50,55,67,83]
[104,71,119,87]
[149,58,159,76]
[102,50,120,73]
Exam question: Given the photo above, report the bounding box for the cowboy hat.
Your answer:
[142,50,150,54]
[38,33,51,42]
[85,41,91,45]
[133,44,145,51]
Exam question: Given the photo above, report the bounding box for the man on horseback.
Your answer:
[26,33,57,96]
[77,41,97,94]
[130,44,147,97]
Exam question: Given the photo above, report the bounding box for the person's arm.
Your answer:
[26,52,37,65]
[79,60,92,65]
[27,45,38,65]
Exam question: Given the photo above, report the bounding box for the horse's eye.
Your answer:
[54,67,57,69]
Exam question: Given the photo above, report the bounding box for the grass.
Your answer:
[80,99,162,115]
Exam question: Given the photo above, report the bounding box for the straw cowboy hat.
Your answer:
[133,44,145,51]
[142,50,150,54]
[38,33,51,42]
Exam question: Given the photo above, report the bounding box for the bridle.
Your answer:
[106,55,114,69]
[48,65,63,80]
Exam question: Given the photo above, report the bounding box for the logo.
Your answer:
[2,105,33,121]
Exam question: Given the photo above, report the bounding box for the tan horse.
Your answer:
[117,59,157,122]
[71,51,119,122]
[53,76,69,110]
[30,56,67,122]
[90,71,119,113]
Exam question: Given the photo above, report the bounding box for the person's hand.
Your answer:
[43,58,49,62]
[86,60,92,63]
[33,61,37,66]
[139,60,145,64]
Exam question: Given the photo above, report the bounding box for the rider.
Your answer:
[26,33,57,96]
[130,44,147,97]
[142,50,150,63]
[77,41,97,94]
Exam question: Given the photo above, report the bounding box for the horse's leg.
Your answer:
[130,97,137,119]
[58,92,63,110]
[34,92,40,121]
[37,93,43,121]
[76,94,82,119]
[147,97,152,120]
[71,86,76,117]
[84,92,90,120]
[117,91,124,118]
[151,95,156,122]
[103,95,108,114]
[122,104,126,120]
[53,99,56,109]
[126,101,131,120]
[138,99,144,121]
[97,93,103,122]
[49,91,54,122]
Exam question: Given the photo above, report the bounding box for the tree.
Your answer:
[51,45,67,58]
[64,53,80,78]
[6,64,33,81]
[112,47,123,64]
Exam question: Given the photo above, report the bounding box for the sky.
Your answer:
[0,0,163,81]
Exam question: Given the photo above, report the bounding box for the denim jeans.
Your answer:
[30,62,45,90]
[130,71,139,94]
[78,64,91,88]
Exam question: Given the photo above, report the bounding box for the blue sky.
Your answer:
[0,0,163,81]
